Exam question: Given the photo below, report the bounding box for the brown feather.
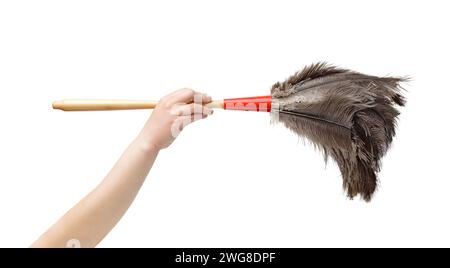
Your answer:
[271,62,406,201]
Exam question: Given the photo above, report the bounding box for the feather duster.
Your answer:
[271,62,406,201]
[52,62,407,201]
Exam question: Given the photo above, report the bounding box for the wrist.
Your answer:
[134,135,161,154]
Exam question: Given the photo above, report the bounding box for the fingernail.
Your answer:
[205,108,213,115]
[204,95,212,102]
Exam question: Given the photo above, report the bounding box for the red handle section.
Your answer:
[223,95,272,112]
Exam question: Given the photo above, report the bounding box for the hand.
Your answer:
[138,88,213,150]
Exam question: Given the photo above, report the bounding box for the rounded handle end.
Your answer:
[52,100,63,110]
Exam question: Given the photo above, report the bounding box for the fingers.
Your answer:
[199,93,212,104]
[171,103,214,116]
[174,114,209,131]
[164,88,211,105]
[160,89,213,136]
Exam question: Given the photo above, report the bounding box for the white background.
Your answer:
[0,0,449,248]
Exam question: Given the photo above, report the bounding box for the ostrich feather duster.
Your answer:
[271,62,406,201]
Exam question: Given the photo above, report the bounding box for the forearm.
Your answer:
[32,136,159,248]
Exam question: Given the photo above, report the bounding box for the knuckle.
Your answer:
[184,88,195,95]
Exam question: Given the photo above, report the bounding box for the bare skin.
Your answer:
[32,88,213,248]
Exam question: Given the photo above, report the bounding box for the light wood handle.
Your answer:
[52,99,224,111]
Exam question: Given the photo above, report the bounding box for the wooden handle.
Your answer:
[52,99,224,111]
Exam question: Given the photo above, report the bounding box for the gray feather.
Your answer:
[271,62,406,201]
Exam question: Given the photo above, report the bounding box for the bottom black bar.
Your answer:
[0,248,440,266]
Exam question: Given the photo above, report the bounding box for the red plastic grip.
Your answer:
[223,95,272,112]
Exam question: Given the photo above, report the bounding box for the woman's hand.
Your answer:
[138,88,213,150]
